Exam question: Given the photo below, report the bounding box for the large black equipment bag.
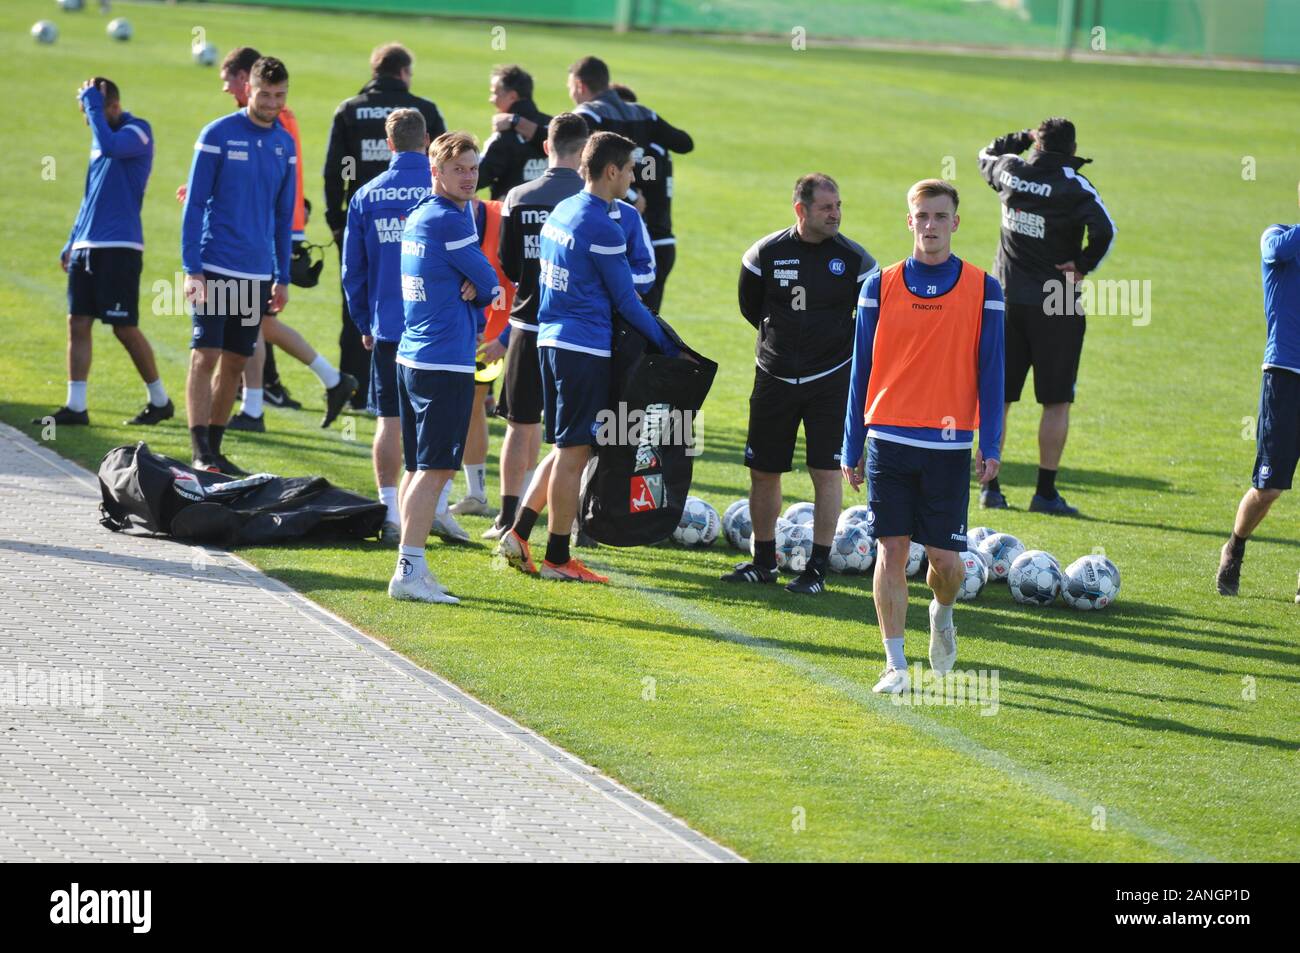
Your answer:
[578,314,717,546]
[97,442,386,545]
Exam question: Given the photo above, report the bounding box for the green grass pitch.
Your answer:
[2,0,1298,861]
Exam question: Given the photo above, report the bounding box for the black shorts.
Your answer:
[643,241,676,314]
[368,340,400,418]
[1253,367,1300,490]
[496,325,543,425]
[397,365,475,471]
[744,363,850,472]
[66,247,141,326]
[866,436,970,551]
[540,345,610,448]
[189,271,269,357]
[1005,299,1085,404]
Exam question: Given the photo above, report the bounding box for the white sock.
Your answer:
[522,467,536,497]
[145,379,168,408]
[464,463,487,501]
[884,637,907,671]
[241,387,264,418]
[932,599,955,630]
[66,381,88,413]
[309,355,341,390]
[396,545,425,579]
[437,480,452,516]
[379,485,399,525]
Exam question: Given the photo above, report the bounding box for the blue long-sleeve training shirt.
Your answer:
[842,256,1005,467]
[181,109,296,282]
[342,151,432,343]
[537,190,678,358]
[398,194,499,373]
[63,86,152,256]
[1261,224,1300,375]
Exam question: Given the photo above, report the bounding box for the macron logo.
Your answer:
[50,883,151,934]
[999,170,1052,197]
[368,185,430,204]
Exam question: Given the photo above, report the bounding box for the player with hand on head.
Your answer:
[479,64,551,200]
[37,76,171,430]
[841,179,1005,694]
[1217,181,1300,601]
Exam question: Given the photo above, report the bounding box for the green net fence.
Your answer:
[222,0,1300,64]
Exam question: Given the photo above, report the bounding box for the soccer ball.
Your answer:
[1008,550,1064,606]
[777,522,814,573]
[905,541,928,578]
[836,504,872,534]
[193,40,218,66]
[722,499,752,551]
[967,526,995,549]
[783,501,815,526]
[957,550,988,600]
[757,516,794,558]
[1062,555,1121,610]
[107,17,131,41]
[829,524,875,575]
[32,20,58,43]
[672,496,719,547]
[977,532,1025,582]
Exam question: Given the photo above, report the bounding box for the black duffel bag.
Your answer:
[578,314,717,547]
[97,441,386,545]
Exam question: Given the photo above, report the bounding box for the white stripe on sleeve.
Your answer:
[124,124,150,145]
[590,243,627,255]
[195,143,220,154]
[444,234,477,251]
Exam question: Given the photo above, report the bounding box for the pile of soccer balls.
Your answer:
[677,496,1119,610]
[966,526,1121,609]
[33,3,134,45]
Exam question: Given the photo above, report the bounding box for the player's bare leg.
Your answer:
[539,444,605,582]
[722,469,782,583]
[873,535,912,694]
[925,547,962,676]
[38,314,95,425]
[1218,487,1283,596]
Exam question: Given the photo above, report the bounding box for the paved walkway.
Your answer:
[0,424,735,862]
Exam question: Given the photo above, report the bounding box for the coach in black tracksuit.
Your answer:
[724,172,876,595]
[478,65,551,200]
[977,117,1115,516]
[569,55,692,314]
[323,43,446,408]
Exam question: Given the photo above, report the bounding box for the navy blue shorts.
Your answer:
[67,247,141,326]
[866,436,971,551]
[1253,368,1300,490]
[189,271,269,357]
[368,340,400,418]
[540,345,609,448]
[397,365,475,471]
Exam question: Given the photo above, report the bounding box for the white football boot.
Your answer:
[449,495,496,517]
[872,667,910,695]
[388,565,459,604]
[928,598,958,677]
[430,512,471,543]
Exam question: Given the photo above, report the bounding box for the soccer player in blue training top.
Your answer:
[342,108,432,545]
[388,132,499,605]
[842,179,1005,695]
[496,131,680,583]
[36,77,172,429]
[1217,182,1300,602]
[182,56,298,476]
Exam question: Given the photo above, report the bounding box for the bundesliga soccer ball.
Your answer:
[758,516,794,559]
[967,526,995,549]
[1008,550,1064,606]
[905,541,928,578]
[722,499,752,551]
[672,496,720,547]
[778,522,814,573]
[193,40,218,66]
[783,501,815,526]
[829,524,875,575]
[1062,555,1121,610]
[32,20,58,43]
[957,550,988,601]
[106,17,131,41]
[837,504,872,534]
[977,532,1025,582]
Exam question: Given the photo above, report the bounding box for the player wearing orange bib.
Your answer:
[841,179,1005,695]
